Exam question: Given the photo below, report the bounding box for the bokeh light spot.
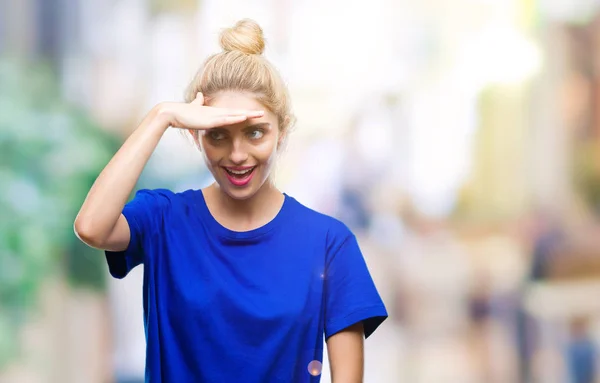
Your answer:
[307,360,322,376]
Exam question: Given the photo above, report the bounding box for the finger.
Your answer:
[223,109,265,118]
[191,92,204,105]
[212,115,248,127]
[245,110,265,118]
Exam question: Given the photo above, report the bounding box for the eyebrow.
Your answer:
[244,122,271,130]
[208,122,271,135]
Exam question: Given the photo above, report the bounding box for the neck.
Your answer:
[204,179,284,230]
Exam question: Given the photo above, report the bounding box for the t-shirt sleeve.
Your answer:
[324,230,388,340]
[105,189,171,279]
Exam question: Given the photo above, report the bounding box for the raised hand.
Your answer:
[167,92,264,131]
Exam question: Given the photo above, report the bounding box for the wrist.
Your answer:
[152,102,176,130]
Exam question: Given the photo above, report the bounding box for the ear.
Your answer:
[277,117,291,149]
[277,130,287,149]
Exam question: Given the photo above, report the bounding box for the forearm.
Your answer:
[74,104,171,242]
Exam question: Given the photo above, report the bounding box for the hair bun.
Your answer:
[219,19,265,55]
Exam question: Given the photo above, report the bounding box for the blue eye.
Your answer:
[248,129,264,140]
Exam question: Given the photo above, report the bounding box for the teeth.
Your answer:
[227,168,253,175]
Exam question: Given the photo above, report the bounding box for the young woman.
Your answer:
[75,19,387,383]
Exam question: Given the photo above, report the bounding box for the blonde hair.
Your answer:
[185,19,295,135]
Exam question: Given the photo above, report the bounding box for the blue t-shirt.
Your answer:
[105,188,387,382]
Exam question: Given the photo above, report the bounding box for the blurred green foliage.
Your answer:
[0,58,119,366]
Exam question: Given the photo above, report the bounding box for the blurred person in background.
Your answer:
[73,19,387,383]
[567,316,597,383]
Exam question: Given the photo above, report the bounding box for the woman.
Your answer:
[75,19,387,382]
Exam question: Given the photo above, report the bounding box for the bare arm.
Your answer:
[74,93,264,251]
[74,104,171,251]
[326,322,365,383]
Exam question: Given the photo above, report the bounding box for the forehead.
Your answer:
[209,91,265,110]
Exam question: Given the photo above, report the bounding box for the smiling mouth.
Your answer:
[223,166,256,179]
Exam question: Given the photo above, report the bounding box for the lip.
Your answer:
[222,166,256,187]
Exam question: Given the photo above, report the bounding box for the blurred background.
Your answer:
[2,0,600,382]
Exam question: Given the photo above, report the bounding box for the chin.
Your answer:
[223,187,257,201]
[217,178,262,201]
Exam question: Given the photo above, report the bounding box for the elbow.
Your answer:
[74,218,106,248]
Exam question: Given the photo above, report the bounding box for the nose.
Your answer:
[228,139,249,165]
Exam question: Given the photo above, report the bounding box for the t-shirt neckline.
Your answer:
[195,189,290,241]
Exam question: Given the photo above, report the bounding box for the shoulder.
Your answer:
[131,187,197,201]
[132,188,176,199]
[128,188,199,213]
[284,194,354,246]
[123,188,201,234]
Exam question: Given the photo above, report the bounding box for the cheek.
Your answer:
[200,142,219,167]
[255,140,279,166]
